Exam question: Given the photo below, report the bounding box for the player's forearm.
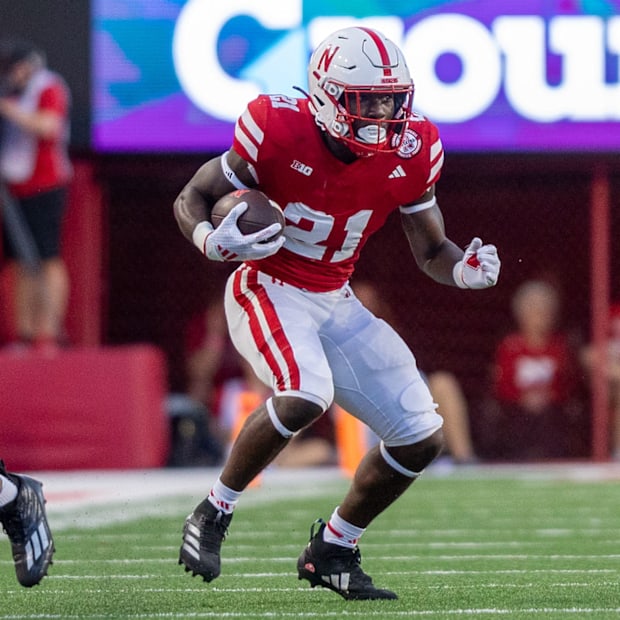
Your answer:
[419,239,463,286]
[401,205,462,286]
[173,156,239,241]
[173,185,210,241]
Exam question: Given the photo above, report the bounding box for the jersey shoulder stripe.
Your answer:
[233,95,312,166]
[234,107,265,163]
[396,115,444,196]
[427,137,444,186]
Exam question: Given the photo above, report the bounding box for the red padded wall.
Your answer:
[0,345,169,470]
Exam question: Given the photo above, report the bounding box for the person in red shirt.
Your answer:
[0,38,72,349]
[173,27,501,600]
[481,279,585,460]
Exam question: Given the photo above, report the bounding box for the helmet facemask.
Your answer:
[337,85,413,155]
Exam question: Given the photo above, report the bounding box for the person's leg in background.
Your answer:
[427,370,477,464]
[11,188,69,348]
[39,255,69,342]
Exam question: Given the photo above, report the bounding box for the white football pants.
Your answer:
[225,264,443,447]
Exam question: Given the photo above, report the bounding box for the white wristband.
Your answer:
[452,261,469,289]
[192,221,214,254]
[221,150,250,190]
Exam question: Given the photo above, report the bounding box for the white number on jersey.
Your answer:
[268,95,299,111]
[282,202,372,262]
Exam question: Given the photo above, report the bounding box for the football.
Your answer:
[210,189,285,242]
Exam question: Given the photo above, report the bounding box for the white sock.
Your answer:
[207,478,242,514]
[323,507,366,549]
[0,475,18,507]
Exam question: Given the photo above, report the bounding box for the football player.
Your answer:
[174,26,500,600]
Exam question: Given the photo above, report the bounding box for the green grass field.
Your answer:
[1,468,619,619]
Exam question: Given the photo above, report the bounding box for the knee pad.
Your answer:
[266,395,325,438]
[379,442,421,479]
[380,431,444,478]
[266,397,296,438]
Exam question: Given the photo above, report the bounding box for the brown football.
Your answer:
[210,189,285,242]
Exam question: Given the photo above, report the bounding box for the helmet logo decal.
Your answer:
[318,45,339,72]
[394,128,422,159]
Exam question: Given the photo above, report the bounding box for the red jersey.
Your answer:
[1,70,72,198]
[493,333,575,406]
[232,95,443,292]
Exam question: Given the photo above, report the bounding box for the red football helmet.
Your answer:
[307,27,414,156]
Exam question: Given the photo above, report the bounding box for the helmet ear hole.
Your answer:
[323,81,341,98]
[332,120,348,137]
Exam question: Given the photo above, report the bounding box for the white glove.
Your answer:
[192,202,285,262]
[453,237,501,289]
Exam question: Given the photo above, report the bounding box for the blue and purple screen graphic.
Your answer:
[92,0,620,153]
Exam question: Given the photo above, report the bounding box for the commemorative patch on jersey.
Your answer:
[393,128,422,159]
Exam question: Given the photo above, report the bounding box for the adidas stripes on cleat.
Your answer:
[179,499,232,582]
[0,461,55,587]
[297,519,398,600]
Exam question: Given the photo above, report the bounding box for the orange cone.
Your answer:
[332,405,367,477]
[231,390,264,487]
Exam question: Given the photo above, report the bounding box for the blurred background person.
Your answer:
[476,279,587,461]
[581,302,620,460]
[0,38,72,350]
[165,296,239,467]
[425,370,477,465]
[183,296,245,447]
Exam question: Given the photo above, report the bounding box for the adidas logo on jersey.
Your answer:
[291,160,313,176]
[388,165,406,179]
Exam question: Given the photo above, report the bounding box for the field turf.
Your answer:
[1,465,619,619]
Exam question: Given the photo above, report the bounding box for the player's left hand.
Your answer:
[453,237,501,289]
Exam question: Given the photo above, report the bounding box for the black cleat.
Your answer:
[297,519,398,600]
[179,499,232,582]
[0,461,55,587]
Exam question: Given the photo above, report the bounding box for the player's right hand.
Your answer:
[194,203,285,262]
